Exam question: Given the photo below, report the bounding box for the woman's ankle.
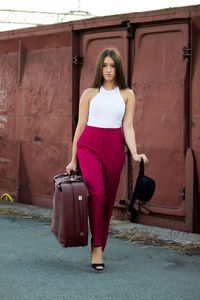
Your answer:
[92,246,102,253]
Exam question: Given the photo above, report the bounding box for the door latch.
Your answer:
[72,55,83,65]
[182,46,191,60]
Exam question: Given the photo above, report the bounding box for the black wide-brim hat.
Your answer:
[128,158,156,214]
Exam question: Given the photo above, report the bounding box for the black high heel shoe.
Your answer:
[91,263,105,271]
[91,248,104,271]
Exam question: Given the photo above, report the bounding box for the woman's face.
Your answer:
[102,56,116,82]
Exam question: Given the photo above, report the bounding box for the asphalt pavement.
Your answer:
[0,213,200,300]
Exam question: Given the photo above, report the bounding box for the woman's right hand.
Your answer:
[66,160,77,175]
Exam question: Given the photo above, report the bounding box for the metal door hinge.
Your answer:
[182,46,191,60]
[34,136,41,142]
[72,55,83,65]
[121,20,135,38]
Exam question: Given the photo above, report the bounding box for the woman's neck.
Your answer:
[102,81,117,90]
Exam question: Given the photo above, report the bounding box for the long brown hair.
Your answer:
[92,48,127,90]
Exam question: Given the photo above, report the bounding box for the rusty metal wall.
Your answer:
[131,23,190,231]
[0,5,200,232]
[0,49,19,197]
[0,30,73,207]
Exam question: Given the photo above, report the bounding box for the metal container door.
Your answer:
[132,23,191,231]
[78,29,130,218]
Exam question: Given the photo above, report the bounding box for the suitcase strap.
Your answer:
[72,183,87,238]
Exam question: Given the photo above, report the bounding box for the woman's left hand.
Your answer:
[132,153,149,164]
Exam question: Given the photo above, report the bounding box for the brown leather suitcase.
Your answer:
[51,173,88,247]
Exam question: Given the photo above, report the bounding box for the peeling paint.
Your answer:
[0,157,11,163]
[0,116,7,123]
[0,90,7,112]
[0,115,7,129]
[0,90,7,99]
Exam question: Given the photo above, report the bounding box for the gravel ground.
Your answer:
[0,200,200,254]
[109,220,200,245]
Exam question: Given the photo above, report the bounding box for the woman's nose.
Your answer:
[106,66,111,72]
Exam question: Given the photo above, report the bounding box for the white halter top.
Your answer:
[87,86,126,128]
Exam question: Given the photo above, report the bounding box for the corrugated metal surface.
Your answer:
[0,5,200,232]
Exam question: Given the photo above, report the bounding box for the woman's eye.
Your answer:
[103,64,115,68]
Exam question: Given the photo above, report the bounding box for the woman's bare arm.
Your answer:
[66,89,92,172]
[70,90,90,162]
[122,89,148,163]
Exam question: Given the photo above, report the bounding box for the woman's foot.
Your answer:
[91,246,104,271]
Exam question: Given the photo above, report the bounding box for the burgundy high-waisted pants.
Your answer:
[77,125,125,251]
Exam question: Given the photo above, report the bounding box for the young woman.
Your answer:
[66,48,148,271]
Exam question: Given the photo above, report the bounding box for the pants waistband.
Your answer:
[85,125,122,133]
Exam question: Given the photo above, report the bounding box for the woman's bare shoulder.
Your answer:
[121,88,135,96]
[83,88,99,96]
[120,88,135,104]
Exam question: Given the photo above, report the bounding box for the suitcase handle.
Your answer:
[54,172,85,192]
[57,179,83,192]
[54,172,72,181]
[54,170,79,181]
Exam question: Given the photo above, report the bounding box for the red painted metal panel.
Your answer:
[0,33,72,207]
[0,52,18,140]
[78,29,129,216]
[18,141,69,206]
[16,47,71,142]
[0,51,19,200]
[0,141,18,199]
[132,23,190,229]
[185,148,195,232]
[17,45,72,207]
